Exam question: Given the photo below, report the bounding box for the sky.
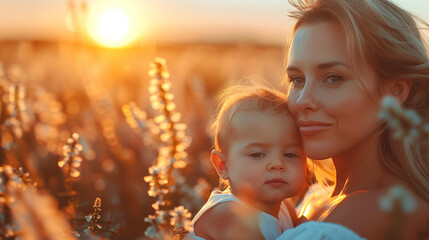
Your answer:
[0,0,428,45]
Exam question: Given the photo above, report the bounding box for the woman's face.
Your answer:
[286,21,383,160]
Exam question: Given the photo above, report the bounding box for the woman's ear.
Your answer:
[211,150,229,180]
[385,79,411,104]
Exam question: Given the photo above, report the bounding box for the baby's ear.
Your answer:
[385,79,411,104]
[211,150,229,180]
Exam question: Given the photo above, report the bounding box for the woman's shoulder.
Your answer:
[323,186,429,239]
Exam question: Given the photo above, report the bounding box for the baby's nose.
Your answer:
[268,160,286,171]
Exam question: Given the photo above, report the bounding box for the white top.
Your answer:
[280,183,365,240]
[185,189,294,240]
[277,221,366,240]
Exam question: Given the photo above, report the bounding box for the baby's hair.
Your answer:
[210,81,290,189]
[211,81,290,154]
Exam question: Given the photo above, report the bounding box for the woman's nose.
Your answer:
[295,83,318,111]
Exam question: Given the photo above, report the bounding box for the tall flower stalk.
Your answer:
[58,133,83,179]
[147,58,190,171]
[0,165,20,238]
[85,197,102,235]
[5,83,29,140]
[142,58,193,239]
[57,132,83,225]
[0,66,32,155]
[121,58,212,239]
[0,165,43,239]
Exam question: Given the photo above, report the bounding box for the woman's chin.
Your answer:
[303,141,338,160]
[304,149,331,160]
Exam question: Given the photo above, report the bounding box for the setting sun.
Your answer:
[99,9,129,45]
[87,6,142,48]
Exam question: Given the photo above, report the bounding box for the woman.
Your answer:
[280,0,429,239]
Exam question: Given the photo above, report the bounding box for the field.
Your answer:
[0,40,286,239]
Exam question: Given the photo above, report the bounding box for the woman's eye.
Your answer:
[288,76,305,86]
[249,152,265,158]
[284,153,300,158]
[324,73,344,85]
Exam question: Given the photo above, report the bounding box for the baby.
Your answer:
[187,84,307,240]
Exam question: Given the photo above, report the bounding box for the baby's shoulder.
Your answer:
[324,187,429,239]
[194,201,263,240]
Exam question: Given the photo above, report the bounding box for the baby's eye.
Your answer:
[249,152,265,158]
[284,152,300,159]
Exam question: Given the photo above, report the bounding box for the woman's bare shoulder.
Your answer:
[323,187,429,240]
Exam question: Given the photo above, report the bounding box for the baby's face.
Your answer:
[224,110,306,205]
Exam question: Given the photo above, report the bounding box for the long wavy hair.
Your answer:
[286,0,429,201]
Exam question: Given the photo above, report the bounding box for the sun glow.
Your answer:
[99,9,129,44]
[87,6,143,48]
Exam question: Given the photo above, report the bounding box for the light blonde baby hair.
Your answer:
[212,81,290,154]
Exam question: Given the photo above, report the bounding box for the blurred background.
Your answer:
[0,0,428,239]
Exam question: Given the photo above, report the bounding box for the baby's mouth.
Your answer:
[265,178,287,187]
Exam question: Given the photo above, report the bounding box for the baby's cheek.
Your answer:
[290,168,307,191]
[235,182,259,196]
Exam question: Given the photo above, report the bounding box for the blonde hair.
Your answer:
[212,82,290,153]
[286,0,429,201]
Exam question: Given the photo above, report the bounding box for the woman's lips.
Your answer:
[298,120,333,136]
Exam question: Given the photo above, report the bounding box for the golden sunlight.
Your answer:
[87,7,141,48]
